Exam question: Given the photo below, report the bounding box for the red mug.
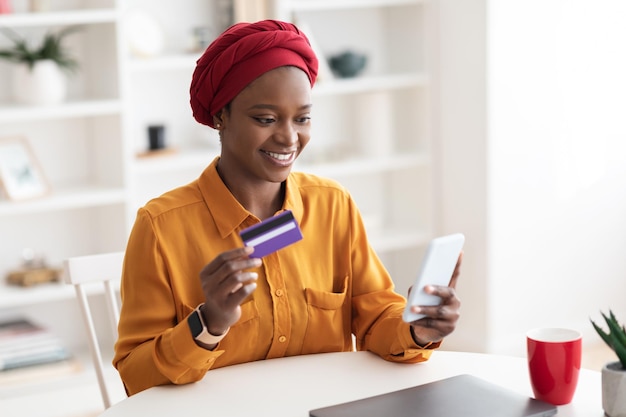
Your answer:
[526,328,582,405]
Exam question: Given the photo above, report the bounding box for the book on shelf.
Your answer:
[0,317,79,382]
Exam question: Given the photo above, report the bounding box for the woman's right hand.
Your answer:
[198,246,261,336]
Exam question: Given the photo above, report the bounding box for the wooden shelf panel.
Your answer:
[0,279,120,310]
[371,229,430,253]
[0,9,118,28]
[290,0,423,12]
[128,52,202,73]
[0,99,122,123]
[297,152,430,178]
[313,73,427,96]
[0,186,126,216]
[0,282,74,309]
[133,148,220,175]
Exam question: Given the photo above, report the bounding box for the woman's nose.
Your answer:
[275,122,298,145]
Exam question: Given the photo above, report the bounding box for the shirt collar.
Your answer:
[199,157,304,238]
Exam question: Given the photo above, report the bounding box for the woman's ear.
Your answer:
[213,106,231,128]
[213,113,223,129]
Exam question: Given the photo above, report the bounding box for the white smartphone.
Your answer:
[402,233,465,323]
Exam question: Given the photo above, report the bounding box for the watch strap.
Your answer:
[189,304,229,345]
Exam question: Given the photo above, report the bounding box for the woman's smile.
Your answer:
[261,149,297,166]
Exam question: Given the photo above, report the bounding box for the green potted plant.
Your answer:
[590,309,626,417]
[0,27,79,105]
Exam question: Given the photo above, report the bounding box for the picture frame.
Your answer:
[0,136,50,201]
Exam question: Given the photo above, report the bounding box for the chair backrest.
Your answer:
[63,251,125,410]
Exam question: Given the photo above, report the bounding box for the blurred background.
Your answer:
[0,0,624,415]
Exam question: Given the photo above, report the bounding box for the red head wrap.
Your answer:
[190,19,319,128]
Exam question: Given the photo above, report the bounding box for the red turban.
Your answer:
[190,19,319,128]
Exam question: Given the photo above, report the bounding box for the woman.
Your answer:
[113,19,462,396]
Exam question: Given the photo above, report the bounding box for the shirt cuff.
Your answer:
[416,340,441,350]
[168,312,225,369]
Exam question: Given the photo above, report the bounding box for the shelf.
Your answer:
[0,186,126,216]
[0,99,122,123]
[133,147,220,175]
[128,52,202,73]
[0,277,121,310]
[297,152,429,178]
[371,229,430,253]
[0,282,74,309]
[313,73,427,96]
[0,9,118,27]
[290,0,423,12]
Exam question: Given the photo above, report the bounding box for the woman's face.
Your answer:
[218,66,312,186]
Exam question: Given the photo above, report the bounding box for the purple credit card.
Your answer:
[239,210,303,258]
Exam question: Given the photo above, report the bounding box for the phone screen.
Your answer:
[402,233,465,323]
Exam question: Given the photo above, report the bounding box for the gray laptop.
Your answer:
[309,374,557,417]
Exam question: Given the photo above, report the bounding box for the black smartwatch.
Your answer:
[188,304,229,345]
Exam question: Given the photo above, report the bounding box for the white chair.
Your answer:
[63,251,125,410]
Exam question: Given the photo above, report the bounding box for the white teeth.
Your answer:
[266,151,293,161]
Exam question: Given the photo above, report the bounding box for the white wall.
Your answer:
[437,0,626,356]
[431,0,489,352]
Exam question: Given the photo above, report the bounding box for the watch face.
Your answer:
[188,310,204,338]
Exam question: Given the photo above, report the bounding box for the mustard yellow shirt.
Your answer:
[114,157,438,395]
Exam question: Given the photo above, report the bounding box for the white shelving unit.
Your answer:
[0,1,129,415]
[283,0,435,292]
[0,0,435,415]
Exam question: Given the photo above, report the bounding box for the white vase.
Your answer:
[603,361,626,417]
[12,60,68,106]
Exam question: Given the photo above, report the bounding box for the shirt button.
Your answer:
[278,335,287,343]
[275,289,284,297]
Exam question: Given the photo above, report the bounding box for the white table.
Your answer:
[100,350,602,416]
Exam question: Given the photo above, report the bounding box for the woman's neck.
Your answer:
[216,161,285,220]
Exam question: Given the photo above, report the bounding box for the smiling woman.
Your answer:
[113,19,463,398]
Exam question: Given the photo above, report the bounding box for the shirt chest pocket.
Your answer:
[302,276,351,354]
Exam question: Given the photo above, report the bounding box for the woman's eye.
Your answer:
[296,116,311,124]
[254,117,275,124]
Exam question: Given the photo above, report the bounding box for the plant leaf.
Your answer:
[0,26,80,73]
[591,318,614,349]
[592,310,626,368]
[605,310,626,348]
